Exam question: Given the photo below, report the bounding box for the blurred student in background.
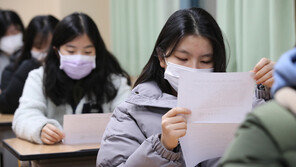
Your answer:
[0,15,59,114]
[13,13,131,145]
[0,10,24,85]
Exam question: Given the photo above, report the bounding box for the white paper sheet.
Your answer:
[180,123,239,167]
[178,71,255,123]
[177,71,255,166]
[63,113,112,145]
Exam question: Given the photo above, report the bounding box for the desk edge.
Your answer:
[2,140,99,161]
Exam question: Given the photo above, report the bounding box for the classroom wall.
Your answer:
[0,0,111,50]
[59,0,111,49]
[199,0,217,18]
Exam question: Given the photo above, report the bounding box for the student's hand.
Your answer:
[252,58,275,88]
[41,124,64,144]
[161,107,191,150]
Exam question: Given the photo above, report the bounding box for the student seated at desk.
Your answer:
[0,10,24,86]
[12,13,131,145]
[96,8,274,167]
[0,15,59,114]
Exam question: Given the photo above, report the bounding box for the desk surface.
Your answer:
[0,114,13,126]
[3,138,100,161]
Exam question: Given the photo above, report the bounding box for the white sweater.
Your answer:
[12,67,131,144]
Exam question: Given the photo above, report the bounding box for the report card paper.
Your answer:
[178,72,255,124]
[177,71,255,166]
[63,113,112,145]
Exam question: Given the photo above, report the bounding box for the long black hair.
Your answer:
[14,15,59,70]
[0,10,24,40]
[44,12,130,107]
[134,8,226,94]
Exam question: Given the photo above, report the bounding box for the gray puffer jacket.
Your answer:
[96,81,269,167]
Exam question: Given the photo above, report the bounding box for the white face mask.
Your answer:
[0,33,23,55]
[164,61,213,91]
[31,50,47,61]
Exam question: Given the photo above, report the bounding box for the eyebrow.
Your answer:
[65,44,76,48]
[175,49,191,55]
[83,45,94,49]
[176,49,213,58]
[200,54,213,58]
[65,44,94,49]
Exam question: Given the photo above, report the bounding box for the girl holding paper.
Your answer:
[12,13,131,145]
[97,8,274,167]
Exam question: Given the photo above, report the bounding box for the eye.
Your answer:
[67,50,75,54]
[176,56,187,61]
[201,60,213,64]
[84,51,92,54]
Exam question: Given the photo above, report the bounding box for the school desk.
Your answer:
[3,138,100,167]
[0,114,17,167]
[0,114,13,126]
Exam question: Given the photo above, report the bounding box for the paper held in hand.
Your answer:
[177,71,255,167]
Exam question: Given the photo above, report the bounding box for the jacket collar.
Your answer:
[125,81,177,109]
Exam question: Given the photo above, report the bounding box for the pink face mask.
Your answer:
[59,51,96,80]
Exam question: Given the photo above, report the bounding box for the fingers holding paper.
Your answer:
[161,107,191,150]
[252,58,275,88]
